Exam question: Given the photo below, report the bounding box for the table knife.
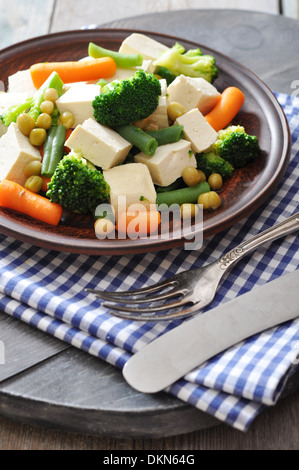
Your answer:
[122,270,299,393]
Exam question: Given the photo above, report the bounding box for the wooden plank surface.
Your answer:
[0,0,280,51]
[0,384,298,450]
[0,313,68,381]
[0,0,55,49]
[50,0,280,32]
[0,0,298,451]
[283,0,299,18]
[99,9,299,95]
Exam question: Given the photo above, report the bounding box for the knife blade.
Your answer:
[122,270,299,393]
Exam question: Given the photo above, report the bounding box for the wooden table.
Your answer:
[0,4,298,450]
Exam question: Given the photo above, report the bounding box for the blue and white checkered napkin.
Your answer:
[0,92,298,431]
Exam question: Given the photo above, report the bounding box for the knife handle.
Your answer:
[218,212,299,270]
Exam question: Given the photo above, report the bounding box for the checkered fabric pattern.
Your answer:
[0,92,298,431]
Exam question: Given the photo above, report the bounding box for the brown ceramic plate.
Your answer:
[0,29,291,255]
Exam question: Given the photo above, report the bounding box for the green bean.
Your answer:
[41,125,66,178]
[88,42,143,68]
[154,66,176,85]
[156,181,210,207]
[146,124,184,146]
[155,177,183,193]
[115,124,158,156]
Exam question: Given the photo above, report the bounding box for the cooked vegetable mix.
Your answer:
[1,71,63,126]
[0,33,261,234]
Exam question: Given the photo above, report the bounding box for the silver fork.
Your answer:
[87,212,299,321]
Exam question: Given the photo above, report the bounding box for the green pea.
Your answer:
[17,113,36,136]
[25,175,43,193]
[23,160,42,177]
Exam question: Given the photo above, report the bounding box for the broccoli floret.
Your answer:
[212,125,260,168]
[196,152,234,179]
[1,71,63,127]
[46,152,110,214]
[153,42,218,83]
[92,69,162,127]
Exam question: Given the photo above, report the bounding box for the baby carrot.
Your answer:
[41,176,51,193]
[0,179,63,226]
[30,57,117,88]
[205,87,245,131]
[116,209,161,236]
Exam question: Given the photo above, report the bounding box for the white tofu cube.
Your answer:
[159,79,168,97]
[0,122,6,138]
[103,163,156,220]
[141,80,168,130]
[62,81,91,92]
[0,123,41,186]
[135,139,196,187]
[107,67,138,83]
[140,59,155,74]
[8,69,37,94]
[65,117,132,170]
[147,95,169,129]
[167,75,220,115]
[56,84,101,128]
[0,91,32,107]
[106,59,154,82]
[175,108,217,153]
[119,33,169,62]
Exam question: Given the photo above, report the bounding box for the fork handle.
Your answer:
[217,212,299,271]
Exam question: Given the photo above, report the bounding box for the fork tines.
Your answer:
[86,281,197,321]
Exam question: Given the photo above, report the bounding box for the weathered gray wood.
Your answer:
[50,0,280,32]
[0,347,219,438]
[0,312,68,381]
[0,0,55,50]
[0,376,298,448]
[0,345,297,440]
[282,0,299,18]
[100,9,299,95]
